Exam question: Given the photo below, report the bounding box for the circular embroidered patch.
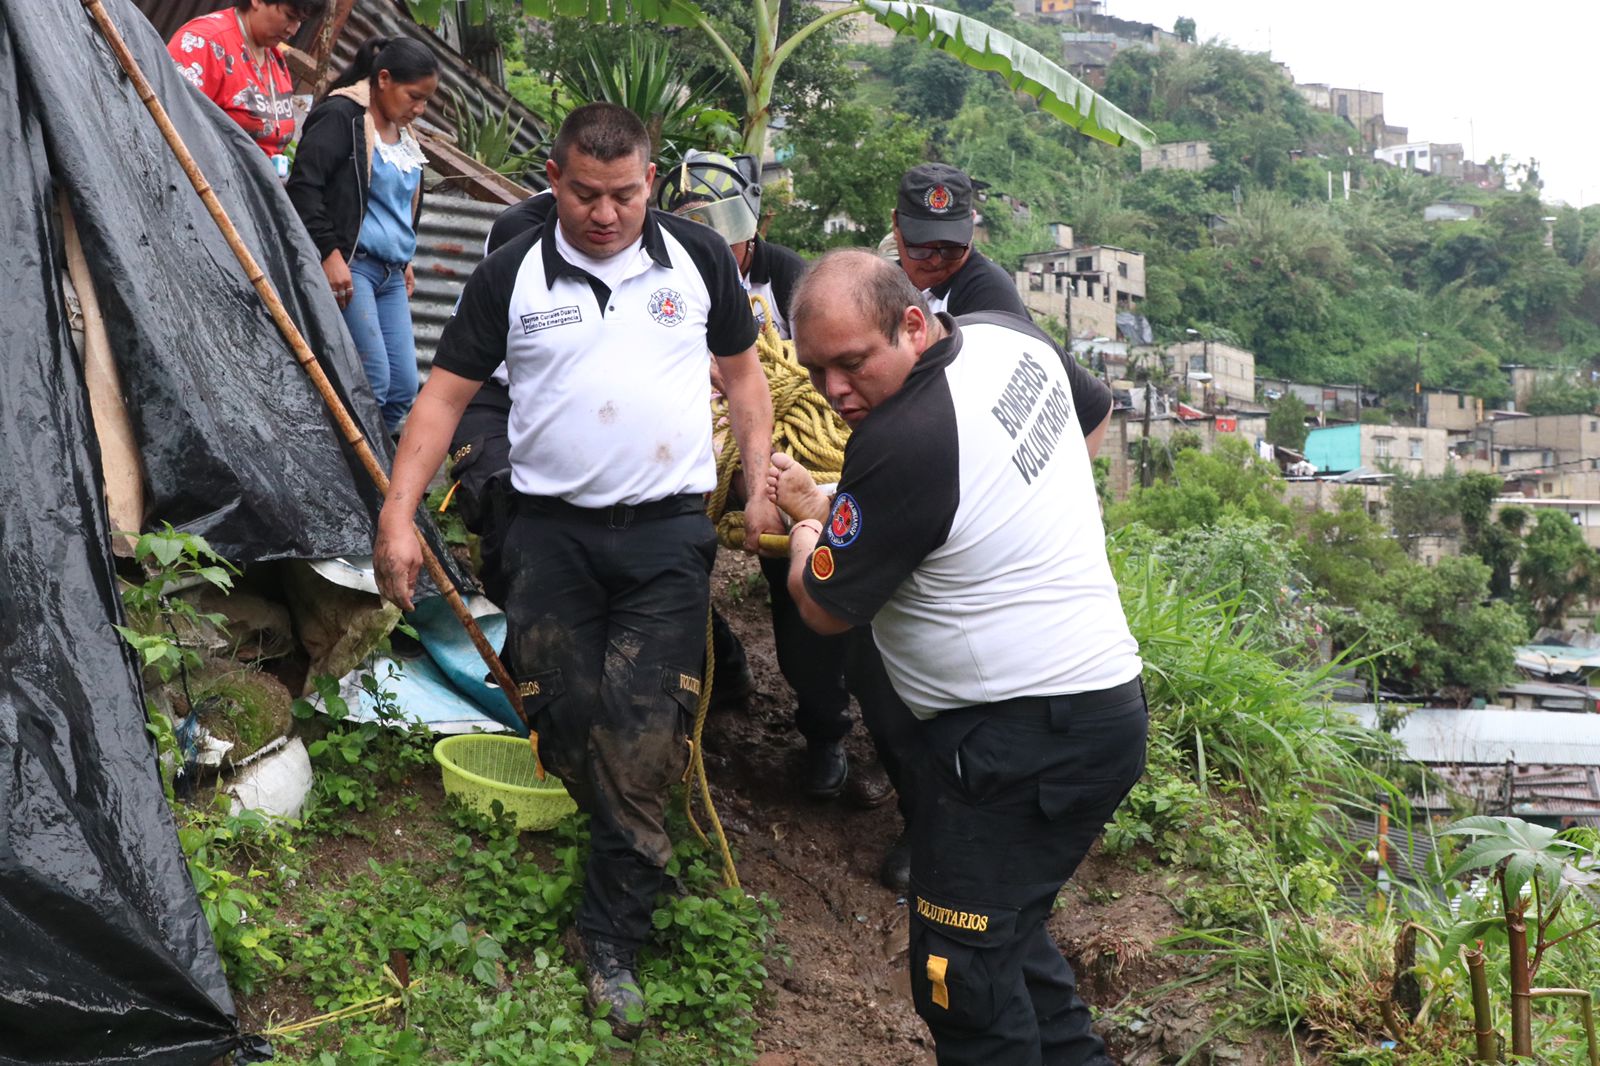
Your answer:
[924,184,953,213]
[648,288,687,326]
[826,492,862,548]
[811,545,835,581]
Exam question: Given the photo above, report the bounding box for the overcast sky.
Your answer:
[1107,0,1590,206]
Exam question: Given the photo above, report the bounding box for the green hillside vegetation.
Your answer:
[775,29,1600,407]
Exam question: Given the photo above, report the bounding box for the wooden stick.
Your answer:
[60,191,146,555]
[77,0,528,740]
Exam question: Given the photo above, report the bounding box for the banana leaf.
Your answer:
[860,0,1152,148]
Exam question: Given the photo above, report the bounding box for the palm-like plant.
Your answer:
[554,37,739,167]
[407,0,1153,157]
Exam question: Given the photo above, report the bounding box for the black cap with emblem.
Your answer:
[895,162,975,245]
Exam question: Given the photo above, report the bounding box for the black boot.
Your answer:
[582,937,646,1041]
[878,827,911,893]
[804,738,848,799]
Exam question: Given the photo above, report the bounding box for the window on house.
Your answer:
[1501,450,1512,467]
[1590,420,1597,432]
[1545,482,1555,493]
[1458,394,1466,409]
[1076,256,1094,272]
[1409,438,1423,459]
[1375,437,1392,458]
[1186,143,1198,157]
[1160,149,1169,161]
[1544,450,1554,465]
[1118,262,1129,278]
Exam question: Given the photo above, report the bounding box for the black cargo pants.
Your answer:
[501,493,714,954]
[759,555,852,743]
[908,677,1147,1066]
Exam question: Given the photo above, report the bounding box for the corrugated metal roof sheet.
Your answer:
[330,0,545,165]
[412,193,504,369]
[1349,706,1600,767]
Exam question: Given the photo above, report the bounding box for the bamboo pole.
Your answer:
[1530,989,1599,1066]
[1465,943,1499,1063]
[1503,879,1534,1057]
[76,0,528,744]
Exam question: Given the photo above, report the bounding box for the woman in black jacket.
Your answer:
[287,37,438,434]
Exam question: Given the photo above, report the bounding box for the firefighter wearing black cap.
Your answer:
[893,161,1030,318]
[774,248,1146,1066]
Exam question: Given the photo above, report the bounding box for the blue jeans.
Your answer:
[342,253,418,434]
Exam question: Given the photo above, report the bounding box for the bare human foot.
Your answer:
[767,451,831,525]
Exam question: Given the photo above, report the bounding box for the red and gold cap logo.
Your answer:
[924,184,953,213]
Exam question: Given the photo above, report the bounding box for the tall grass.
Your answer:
[1108,530,1424,1058]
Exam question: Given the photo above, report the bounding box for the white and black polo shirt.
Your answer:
[802,312,1139,717]
[434,202,757,507]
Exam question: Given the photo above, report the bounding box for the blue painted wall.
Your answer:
[1304,424,1361,473]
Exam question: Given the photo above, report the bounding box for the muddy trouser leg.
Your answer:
[506,503,715,953]
[848,631,921,821]
[906,680,1147,1066]
[759,555,852,743]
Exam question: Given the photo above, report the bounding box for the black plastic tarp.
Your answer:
[14,0,406,563]
[0,4,252,1060]
[0,0,460,1061]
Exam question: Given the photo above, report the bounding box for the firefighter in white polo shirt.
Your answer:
[373,103,782,1040]
[773,249,1146,1066]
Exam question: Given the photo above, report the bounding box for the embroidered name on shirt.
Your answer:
[521,306,582,334]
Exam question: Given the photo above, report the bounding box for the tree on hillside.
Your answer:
[1108,436,1291,534]
[1334,556,1527,702]
[1265,396,1308,451]
[1173,16,1196,43]
[1298,489,1408,606]
[1518,509,1600,629]
[766,102,926,251]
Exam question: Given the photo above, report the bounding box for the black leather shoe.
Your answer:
[878,828,911,893]
[710,659,756,712]
[804,738,848,799]
[582,937,646,1041]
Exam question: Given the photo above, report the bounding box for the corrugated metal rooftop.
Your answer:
[1349,706,1600,767]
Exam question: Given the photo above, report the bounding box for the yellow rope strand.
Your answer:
[688,302,852,886]
[711,305,850,549]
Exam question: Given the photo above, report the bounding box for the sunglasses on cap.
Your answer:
[901,243,969,262]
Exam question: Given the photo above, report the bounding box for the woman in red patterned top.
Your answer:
[167,1,327,163]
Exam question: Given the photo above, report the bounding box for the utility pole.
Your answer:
[1415,331,1428,426]
[1140,352,1155,488]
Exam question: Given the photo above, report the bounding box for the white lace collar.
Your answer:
[375,130,427,175]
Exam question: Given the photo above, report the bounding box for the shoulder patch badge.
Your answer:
[811,545,835,582]
[826,493,862,548]
[648,288,687,326]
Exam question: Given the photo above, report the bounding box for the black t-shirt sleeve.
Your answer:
[431,230,535,381]
[1063,349,1112,432]
[658,212,759,357]
[802,378,960,626]
[486,193,554,255]
[764,242,809,323]
[948,256,1030,318]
